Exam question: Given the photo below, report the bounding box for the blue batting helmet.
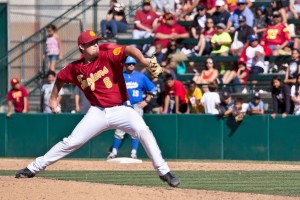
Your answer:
[125,56,137,64]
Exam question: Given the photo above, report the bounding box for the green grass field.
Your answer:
[1,170,300,196]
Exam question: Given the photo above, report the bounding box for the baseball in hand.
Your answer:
[56,106,61,113]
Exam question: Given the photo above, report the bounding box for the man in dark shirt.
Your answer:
[219,91,235,117]
[231,15,255,56]
[212,0,231,25]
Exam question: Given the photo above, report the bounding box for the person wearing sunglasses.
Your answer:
[226,0,254,32]
[261,11,291,56]
[107,56,157,160]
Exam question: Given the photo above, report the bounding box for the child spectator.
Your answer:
[163,74,189,114]
[222,58,249,93]
[219,91,235,117]
[247,92,265,115]
[100,0,128,40]
[74,86,90,114]
[271,75,292,119]
[240,34,272,74]
[284,48,300,86]
[232,97,248,122]
[291,73,300,115]
[45,24,62,71]
[186,80,203,113]
[211,23,232,56]
[41,70,64,113]
[201,84,220,114]
[6,77,29,117]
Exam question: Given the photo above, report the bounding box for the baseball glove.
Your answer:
[147,56,163,78]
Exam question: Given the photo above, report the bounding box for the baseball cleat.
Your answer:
[15,167,36,178]
[159,172,180,187]
[130,153,137,159]
[107,153,116,159]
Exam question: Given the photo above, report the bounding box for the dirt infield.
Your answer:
[1,158,300,200]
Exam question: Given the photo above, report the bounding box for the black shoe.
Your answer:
[159,172,180,187]
[15,167,36,178]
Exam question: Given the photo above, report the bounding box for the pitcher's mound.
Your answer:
[107,157,143,164]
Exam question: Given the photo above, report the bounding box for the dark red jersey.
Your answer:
[7,86,29,112]
[57,46,128,107]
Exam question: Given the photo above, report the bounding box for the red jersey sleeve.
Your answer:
[57,63,75,84]
[134,10,141,22]
[261,44,272,56]
[239,45,248,61]
[6,91,12,101]
[175,24,187,34]
[107,46,126,68]
[282,25,291,42]
[173,81,183,96]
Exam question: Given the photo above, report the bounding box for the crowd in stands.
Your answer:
[5,0,300,121]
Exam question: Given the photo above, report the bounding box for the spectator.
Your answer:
[271,75,292,119]
[219,91,235,117]
[132,0,159,52]
[193,17,216,56]
[45,24,62,72]
[163,74,189,114]
[107,56,157,159]
[6,77,29,117]
[193,57,219,92]
[177,0,200,19]
[201,84,220,114]
[41,70,64,113]
[291,73,300,115]
[222,58,249,93]
[211,0,230,25]
[247,92,265,115]
[240,34,272,74]
[226,0,254,32]
[186,80,203,113]
[254,6,269,40]
[211,23,232,56]
[177,0,197,21]
[230,15,255,56]
[271,0,288,25]
[190,4,209,30]
[261,11,291,56]
[284,48,300,86]
[232,97,248,122]
[289,0,300,19]
[151,0,175,15]
[100,0,128,40]
[144,73,165,114]
[74,86,90,114]
[146,13,189,57]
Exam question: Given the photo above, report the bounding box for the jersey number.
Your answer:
[266,29,278,40]
[132,90,139,97]
[103,77,112,88]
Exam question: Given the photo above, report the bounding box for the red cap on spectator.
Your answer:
[10,77,19,85]
[163,13,175,20]
[77,30,102,45]
[238,57,246,64]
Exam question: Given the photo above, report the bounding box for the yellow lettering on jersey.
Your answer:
[12,91,22,102]
[77,66,110,91]
[113,47,122,55]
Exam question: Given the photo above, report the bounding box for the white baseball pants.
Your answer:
[27,105,170,176]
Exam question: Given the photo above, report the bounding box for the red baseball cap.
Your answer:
[10,77,19,85]
[238,57,246,64]
[77,30,102,45]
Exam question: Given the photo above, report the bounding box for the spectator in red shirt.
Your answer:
[163,74,189,114]
[146,13,189,56]
[261,11,291,56]
[132,0,159,47]
[6,77,29,117]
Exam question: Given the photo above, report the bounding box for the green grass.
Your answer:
[2,170,300,196]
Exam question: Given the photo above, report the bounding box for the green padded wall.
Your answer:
[0,114,5,156]
[6,114,48,157]
[269,116,300,161]
[223,115,269,160]
[177,115,222,159]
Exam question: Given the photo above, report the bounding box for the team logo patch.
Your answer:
[113,47,122,55]
[89,31,96,36]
